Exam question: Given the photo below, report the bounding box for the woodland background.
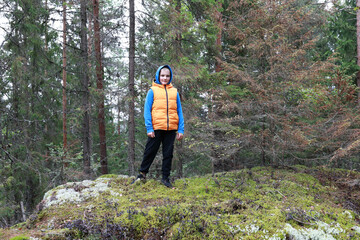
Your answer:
[0,0,359,228]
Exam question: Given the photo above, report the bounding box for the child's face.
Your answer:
[159,68,171,85]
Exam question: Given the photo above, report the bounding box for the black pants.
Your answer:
[139,130,176,179]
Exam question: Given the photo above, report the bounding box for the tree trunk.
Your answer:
[175,0,182,58]
[128,0,136,176]
[80,0,91,176]
[357,0,360,104]
[117,94,122,135]
[215,0,223,73]
[93,0,108,174]
[20,201,26,222]
[174,0,184,178]
[62,0,67,155]
[87,2,94,170]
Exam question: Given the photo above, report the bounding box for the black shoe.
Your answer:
[131,172,146,184]
[161,178,172,188]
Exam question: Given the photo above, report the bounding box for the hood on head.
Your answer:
[155,65,173,84]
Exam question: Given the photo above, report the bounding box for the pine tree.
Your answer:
[93,0,108,174]
[0,0,62,225]
[80,0,92,176]
[128,0,136,175]
[357,0,360,103]
[62,0,68,160]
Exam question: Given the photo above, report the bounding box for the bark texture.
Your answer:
[80,0,91,176]
[128,0,136,175]
[93,0,108,174]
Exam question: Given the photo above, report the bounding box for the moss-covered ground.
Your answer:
[1,165,360,239]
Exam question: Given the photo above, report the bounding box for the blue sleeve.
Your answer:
[144,89,154,133]
[177,93,184,134]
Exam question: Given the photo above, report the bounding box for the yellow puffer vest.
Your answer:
[151,82,179,131]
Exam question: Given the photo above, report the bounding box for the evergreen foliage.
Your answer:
[326,0,359,79]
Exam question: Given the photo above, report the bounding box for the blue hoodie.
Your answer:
[144,65,184,134]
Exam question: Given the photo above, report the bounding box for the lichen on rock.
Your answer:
[284,221,344,240]
[41,176,126,209]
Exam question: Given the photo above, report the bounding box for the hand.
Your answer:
[176,133,184,141]
[147,132,155,138]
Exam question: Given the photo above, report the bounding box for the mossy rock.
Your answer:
[9,235,29,240]
[1,166,360,239]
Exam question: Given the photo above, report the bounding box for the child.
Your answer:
[134,65,184,188]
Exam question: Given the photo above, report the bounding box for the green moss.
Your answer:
[3,166,360,239]
[43,228,71,240]
[9,235,29,240]
[98,174,118,178]
[10,222,27,229]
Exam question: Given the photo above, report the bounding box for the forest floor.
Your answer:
[1,165,360,239]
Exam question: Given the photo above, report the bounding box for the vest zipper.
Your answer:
[165,85,169,130]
